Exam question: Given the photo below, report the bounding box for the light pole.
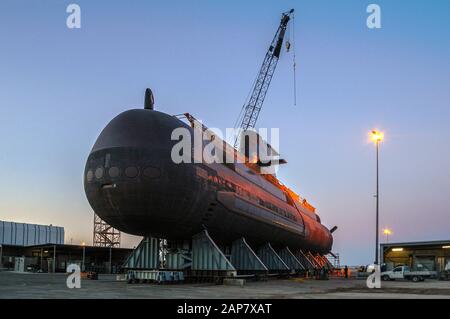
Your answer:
[109,246,112,274]
[81,242,86,272]
[371,130,384,265]
[383,228,392,243]
[53,245,56,273]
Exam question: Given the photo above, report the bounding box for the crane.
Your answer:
[234,9,295,147]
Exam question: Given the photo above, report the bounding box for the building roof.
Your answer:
[381,240,450,248]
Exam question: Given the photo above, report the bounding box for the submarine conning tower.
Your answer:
[84,88,335,281]
[144,88,154,110]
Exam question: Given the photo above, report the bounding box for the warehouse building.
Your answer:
[381,240,450,273]
[0,220,64,246]
[0,243,132,273]
[0,220,132,273]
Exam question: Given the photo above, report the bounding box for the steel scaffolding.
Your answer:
[93,214,121,248]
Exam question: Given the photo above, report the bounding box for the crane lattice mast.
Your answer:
[234,9,294,147]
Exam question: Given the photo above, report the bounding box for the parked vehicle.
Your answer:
[381,265,435,282]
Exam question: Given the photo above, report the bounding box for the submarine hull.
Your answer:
[84,109,333,254]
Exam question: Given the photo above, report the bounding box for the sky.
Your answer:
[0,0,449,265]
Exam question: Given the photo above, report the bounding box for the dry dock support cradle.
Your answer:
[123,230,332,283]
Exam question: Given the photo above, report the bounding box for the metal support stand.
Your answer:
[123,237,189,284]
[308,251,325,269]
[294,250,315,270]
[305,251,321,269]
[166,241,192,270]
[278,247,304,271]
[123,237,160,269]
[315,254,331,269]
[191,230,236,276]
[231,238,268,273]
[257,243,289,271]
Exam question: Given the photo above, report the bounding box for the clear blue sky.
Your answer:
[0,0,449,265]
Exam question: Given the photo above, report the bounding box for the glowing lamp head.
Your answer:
[383,228,392,235]
[370,130,384,143]
[81,242,86,246]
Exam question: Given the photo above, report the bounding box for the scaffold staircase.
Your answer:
[326,252,340,269]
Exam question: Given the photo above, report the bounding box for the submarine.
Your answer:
[84,90,334,254]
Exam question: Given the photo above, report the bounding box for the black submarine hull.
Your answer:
[84,109,333,254]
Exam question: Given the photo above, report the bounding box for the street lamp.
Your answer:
[383,228,392,243]
[81,242,86,272]
[370,130,384,265]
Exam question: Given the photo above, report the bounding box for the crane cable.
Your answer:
[285,12,297,107]
[292,12,297,106]
[233,10,296,146]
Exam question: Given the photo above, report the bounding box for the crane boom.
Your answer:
[235,9,294,146]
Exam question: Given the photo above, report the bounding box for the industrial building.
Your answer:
[0,243,132,273]
[0,220,64,246]
[381,240,450,273]
[0,220,132,273]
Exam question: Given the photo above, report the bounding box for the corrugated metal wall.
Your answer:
[0,221,64,246]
